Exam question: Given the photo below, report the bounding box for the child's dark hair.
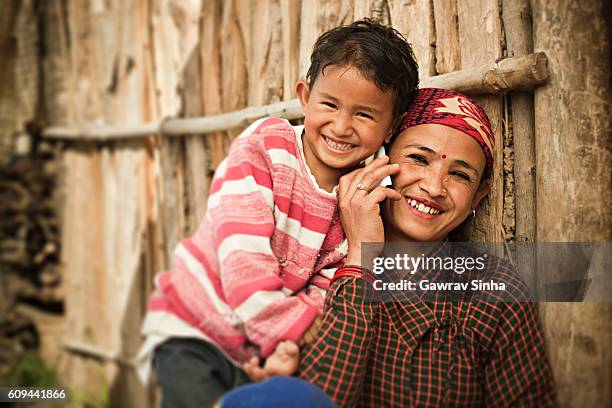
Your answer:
[306,19,419,126]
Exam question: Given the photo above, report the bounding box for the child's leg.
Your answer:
[153,338,250,408]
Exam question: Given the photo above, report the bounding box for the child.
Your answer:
[137,19,419,407]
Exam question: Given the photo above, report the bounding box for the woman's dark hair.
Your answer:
[306,19,419,126]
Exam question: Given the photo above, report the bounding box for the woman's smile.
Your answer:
[403,195,444,217]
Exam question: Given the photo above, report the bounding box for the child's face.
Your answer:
[296,64,395,179]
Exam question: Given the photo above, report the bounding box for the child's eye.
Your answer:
[407,154,428,164]
[322,102,337,109]
[356,112,374,120]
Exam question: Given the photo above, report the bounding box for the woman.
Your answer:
[222,88,556,407]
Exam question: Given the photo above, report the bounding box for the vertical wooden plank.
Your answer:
[59,147,109,406]
[215,0,248,165]
[353,0,390,23]
[43,0,72,125]
[533,0,612,406]
[58,1,161,406]
[432,0,460,75]
[0,0,19,159]
[298,0,354,80]
[183,46,209,230]
[456,0,504,243]
[388,0,435,77]
[196,0,224,201]
[281,0,301,101]
[244,0,284,106]
[501,0,536,291]
[151,0,201,256]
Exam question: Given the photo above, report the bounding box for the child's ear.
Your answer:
[295,80,310,110]
[384,131,392,144]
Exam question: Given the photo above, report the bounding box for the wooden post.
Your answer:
[457,0,504,243]
[533,0,612,406]
[501,0,537,292]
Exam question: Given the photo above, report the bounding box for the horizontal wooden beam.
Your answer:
[421,52,548,94]
[63,339,134,367]
[43,52,548,141]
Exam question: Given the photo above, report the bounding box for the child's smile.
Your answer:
[296,64,395,191]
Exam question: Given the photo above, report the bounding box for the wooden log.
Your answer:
[533,0,612,406]
[457,0,504,243]
[502,0,537,291]
[42,53,549,141]
[421,52,548,94]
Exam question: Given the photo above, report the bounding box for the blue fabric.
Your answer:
[220,376,338,408]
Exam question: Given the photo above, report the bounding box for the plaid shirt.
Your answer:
[298,243,556,407]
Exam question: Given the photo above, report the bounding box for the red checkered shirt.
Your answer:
[298,243,556,407]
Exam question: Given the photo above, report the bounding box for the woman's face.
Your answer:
[383,123,489,242]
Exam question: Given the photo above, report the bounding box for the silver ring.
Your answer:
[356,182,372,193]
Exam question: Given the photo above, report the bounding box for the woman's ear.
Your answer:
[471,179,490,210]
[295,80,310,111]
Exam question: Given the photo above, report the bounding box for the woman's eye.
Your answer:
[408,154,428,164]
[451,171,471,182]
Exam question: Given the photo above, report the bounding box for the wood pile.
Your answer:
[0,137,63,376]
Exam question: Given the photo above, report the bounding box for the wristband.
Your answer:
[330,265,375,286]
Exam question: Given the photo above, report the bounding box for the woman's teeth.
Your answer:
[408,198,441,215]
[324,136,354,151]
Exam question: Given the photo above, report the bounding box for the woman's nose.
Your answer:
[418,169,446,197]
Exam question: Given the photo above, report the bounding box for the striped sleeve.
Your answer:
[206,119,319,357]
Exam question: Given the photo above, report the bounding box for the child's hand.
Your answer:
[243,340,300,382]
[264,340,299,376]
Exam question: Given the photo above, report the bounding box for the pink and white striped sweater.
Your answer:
[139,118,347,376]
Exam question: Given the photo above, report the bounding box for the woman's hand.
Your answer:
[338,156,402,266]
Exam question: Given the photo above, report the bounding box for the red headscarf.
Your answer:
[400,88,495,174]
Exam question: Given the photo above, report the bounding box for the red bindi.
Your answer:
[441,153,447,159]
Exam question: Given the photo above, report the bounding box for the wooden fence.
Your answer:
[29,0,612,406]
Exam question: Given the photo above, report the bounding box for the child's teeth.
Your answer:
[324,137,353,151]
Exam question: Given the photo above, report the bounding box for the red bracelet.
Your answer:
[330,265,375,286]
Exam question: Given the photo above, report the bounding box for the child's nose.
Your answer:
[331,112,353,137]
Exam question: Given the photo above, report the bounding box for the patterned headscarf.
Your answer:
[400,88,495,175]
